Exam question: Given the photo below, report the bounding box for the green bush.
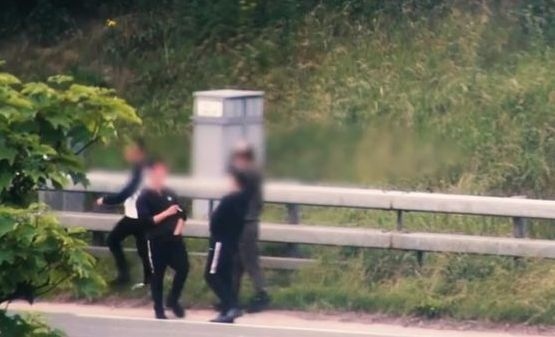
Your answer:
[0,311,65,337]
[0,64,140,335]
[0,63,140,206]
[0,205,105,304]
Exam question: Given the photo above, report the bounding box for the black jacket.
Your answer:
[209,191,248,246]
[102,163,143,205]
[228,166,263,221]
[136,188,187,240]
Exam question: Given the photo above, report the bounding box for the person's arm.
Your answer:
[153,205,180,224]
[97,166,142,206]
[137,193,155,228]
[137,193,180,227]
[172,192,187,235]
[210,195,233,239]
[173,218,185,236]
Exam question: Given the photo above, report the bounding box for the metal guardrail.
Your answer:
[87,246,313,270]
[69,171,555,220]
[58,212,314,270]
[58,211,555,259]
[61,170,555,237]
[48,170,555,263]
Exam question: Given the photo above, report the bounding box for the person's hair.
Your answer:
[232,142,255,162]
[146,156,166,169]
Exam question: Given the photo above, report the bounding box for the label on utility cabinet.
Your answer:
[197,100,223,118]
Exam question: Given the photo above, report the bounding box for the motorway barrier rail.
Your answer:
[44,170,555,264]
[62,171,555,220]
[57,211,555,260]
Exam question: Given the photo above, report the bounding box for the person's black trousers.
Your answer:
[205,240,238,312]
[232,220,266,296]
[107,216,150,283]
[147,237,189,313]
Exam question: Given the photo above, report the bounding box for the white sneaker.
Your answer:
[131,282,146,290]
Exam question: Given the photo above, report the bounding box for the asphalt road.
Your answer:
[45,312,382,337]
[11,302,548,337]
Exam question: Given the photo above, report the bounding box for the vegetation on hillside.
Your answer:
[2,0,555,196]
[2,0,555,325]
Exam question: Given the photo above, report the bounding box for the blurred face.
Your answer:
[148,163,168,189]
[231,141,254,169]
[231,153,249,169]
[123,144,144,164]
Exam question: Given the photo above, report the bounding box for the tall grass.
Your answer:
[84,245,555,324]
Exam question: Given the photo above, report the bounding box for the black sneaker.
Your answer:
[246,291,271,313]
[210,313,233,323]
[210,311,234,324]
[226,307,243,320]
[168,302,185,318]
[155,310,168,320]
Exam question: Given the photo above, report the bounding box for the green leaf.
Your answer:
[0,249,15,264]
[47,75,74,85]
[0,171,13,190]
[0,139,17,164]
[0,215,14,237]
[41,111,72,129]
[0,72,21,85]
[0,106,19,119]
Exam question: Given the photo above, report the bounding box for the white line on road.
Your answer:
[74,313,414,337]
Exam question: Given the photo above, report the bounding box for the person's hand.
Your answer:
[164,204,180,217]
[96,197,104,206]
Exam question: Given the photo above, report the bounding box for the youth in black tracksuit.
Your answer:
[205,190,248,321]
[100,163,150,285]
[137,188,189,318]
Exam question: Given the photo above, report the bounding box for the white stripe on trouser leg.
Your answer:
[147,240,154,273]
[209,242,222,274]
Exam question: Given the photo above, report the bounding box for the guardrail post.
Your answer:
[396,210,403,231]
[512,217,527,238]
[511,195,527,239]
[394,210,423,265]
[39,190,64,209]
[286,203,301,257]
[512,216,527,266]
[416,251,424,267]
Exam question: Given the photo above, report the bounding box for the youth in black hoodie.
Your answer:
[136,163,189,320]
[205,186,248,324]
[96,140,150,287]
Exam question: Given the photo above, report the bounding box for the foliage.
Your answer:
[40,0,552,196]
[0,204,105,304]
[0,64,140,206]
[0,65,138,335]
[0,311,65,337]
